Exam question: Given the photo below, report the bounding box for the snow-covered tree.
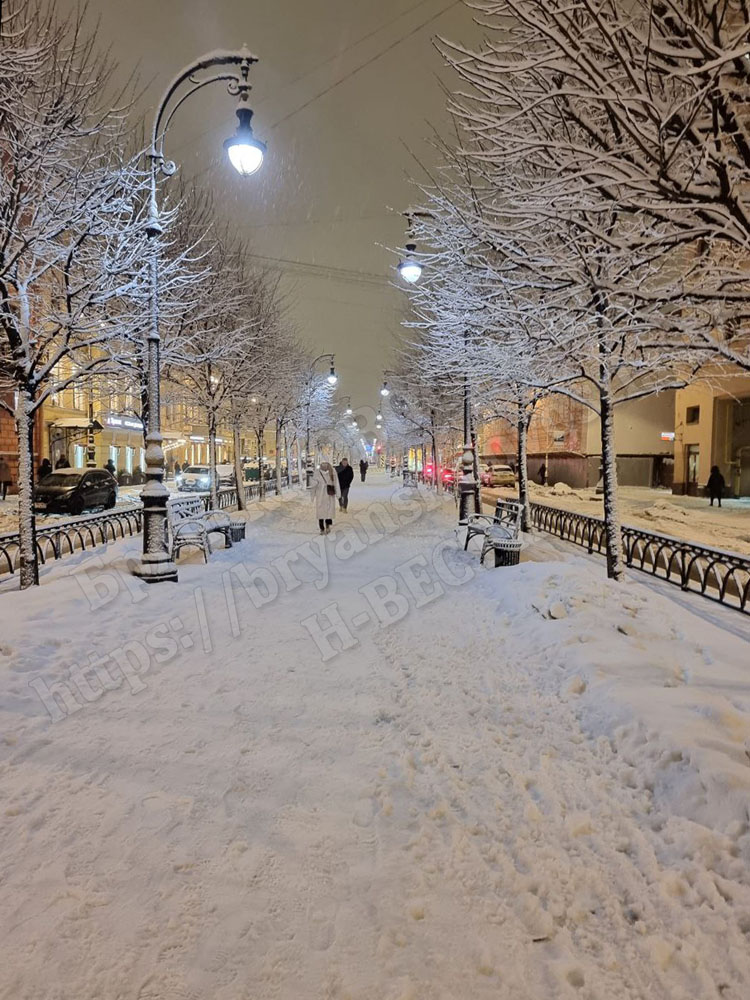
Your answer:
[0,0,152,588]
[439,0,750,371]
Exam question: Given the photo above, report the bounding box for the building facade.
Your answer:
[478,391,676,489]
[673,377,750,497]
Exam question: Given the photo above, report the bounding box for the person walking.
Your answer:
[336,457,354,511]
[0,457,11,501]
[38,458,52,481]
[539,462,547,486]
[104,458,116,477]
[359,458,368,482]
[311,461,340,534]
[56,454,70,469]
[707,465,725,507]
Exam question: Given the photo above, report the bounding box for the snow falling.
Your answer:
[3,1,750,997]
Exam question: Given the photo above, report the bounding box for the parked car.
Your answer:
[178,464,235,492]
[35,468,118,515]
[480,463,516,488]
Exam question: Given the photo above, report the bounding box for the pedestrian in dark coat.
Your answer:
[707,465,725,507]
[56,455,70,469]
[38,458,52,481]
[0,458,11,500]
[539,462,547,486]
[359,459,368,482]
[104,458,116,477]
[336,458,354,510]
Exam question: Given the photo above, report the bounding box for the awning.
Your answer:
[51,418,103,431]
[162,430,186,441]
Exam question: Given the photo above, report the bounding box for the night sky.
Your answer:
[60,0,474,412]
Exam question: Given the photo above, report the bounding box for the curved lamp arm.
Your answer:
[148,46,260,230]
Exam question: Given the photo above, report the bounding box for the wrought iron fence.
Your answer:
[0,506,143,578]
[528,502,750,615]
[0,474,302,579]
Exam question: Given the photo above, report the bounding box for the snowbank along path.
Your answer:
[0,472,749,999]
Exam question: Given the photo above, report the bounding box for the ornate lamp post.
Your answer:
[458,329,480,525]
[134,48,265,583]
[304,353,337,488]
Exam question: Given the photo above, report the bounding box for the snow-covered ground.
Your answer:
[1,473,749,999]
[487,481,750,557]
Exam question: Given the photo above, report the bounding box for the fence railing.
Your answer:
[528,501,750,615]
[0,506,143,578]
[0,474,301,579]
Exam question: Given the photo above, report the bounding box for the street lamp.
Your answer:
[458,329,480,525]
[224,107,265,175]
[397,244,422,284]
[305,353,337,488]
[133,47,265,584]
[380,380,390,397]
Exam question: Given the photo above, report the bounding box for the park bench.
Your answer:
[168,498,241,563]
[464,498,524,567]
[171,518,211,564]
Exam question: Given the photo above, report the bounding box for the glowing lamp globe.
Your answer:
[224,107,266,176]
[327,368,338,386]
[397,244,421,284]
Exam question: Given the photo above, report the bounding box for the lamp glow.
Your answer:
[224,107,266,176]
[397,244,421,284]
[327,365,338,386]
[380,381,390,397]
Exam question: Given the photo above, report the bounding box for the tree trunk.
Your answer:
[232,423,246,511]
[207,411,219,510]
[283,427,290,487]
[296,435,304,486]
[275,418,282,494]
[257,429,265,500]
[599,385,624,580]
[517,401,531,533]
[15,388,39,589]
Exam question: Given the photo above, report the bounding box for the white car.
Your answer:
[178,464,235,492]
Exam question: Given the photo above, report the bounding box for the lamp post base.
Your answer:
[133,477,178,583]
[133,554,178,583]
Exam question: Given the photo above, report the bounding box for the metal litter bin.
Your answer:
[230,519,246,543]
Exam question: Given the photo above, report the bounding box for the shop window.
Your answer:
[686,405,700,425]
[73,444,85,467]
[125,447,134,474]
[109,446,118,467]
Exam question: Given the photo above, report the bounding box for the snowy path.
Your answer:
[1,474,749,999]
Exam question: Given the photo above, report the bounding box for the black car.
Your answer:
[35,468,118,515]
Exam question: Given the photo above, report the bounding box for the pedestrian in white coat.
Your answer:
[311,461,340,533]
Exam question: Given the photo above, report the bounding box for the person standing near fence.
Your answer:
[707,465,725,508]
[0,458,11,501]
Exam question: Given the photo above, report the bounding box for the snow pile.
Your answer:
[549,481,574,496]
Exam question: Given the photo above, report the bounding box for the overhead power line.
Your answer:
[243,251,392,289]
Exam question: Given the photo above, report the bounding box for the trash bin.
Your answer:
[230,519,246,543]
[492,538,522,568]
